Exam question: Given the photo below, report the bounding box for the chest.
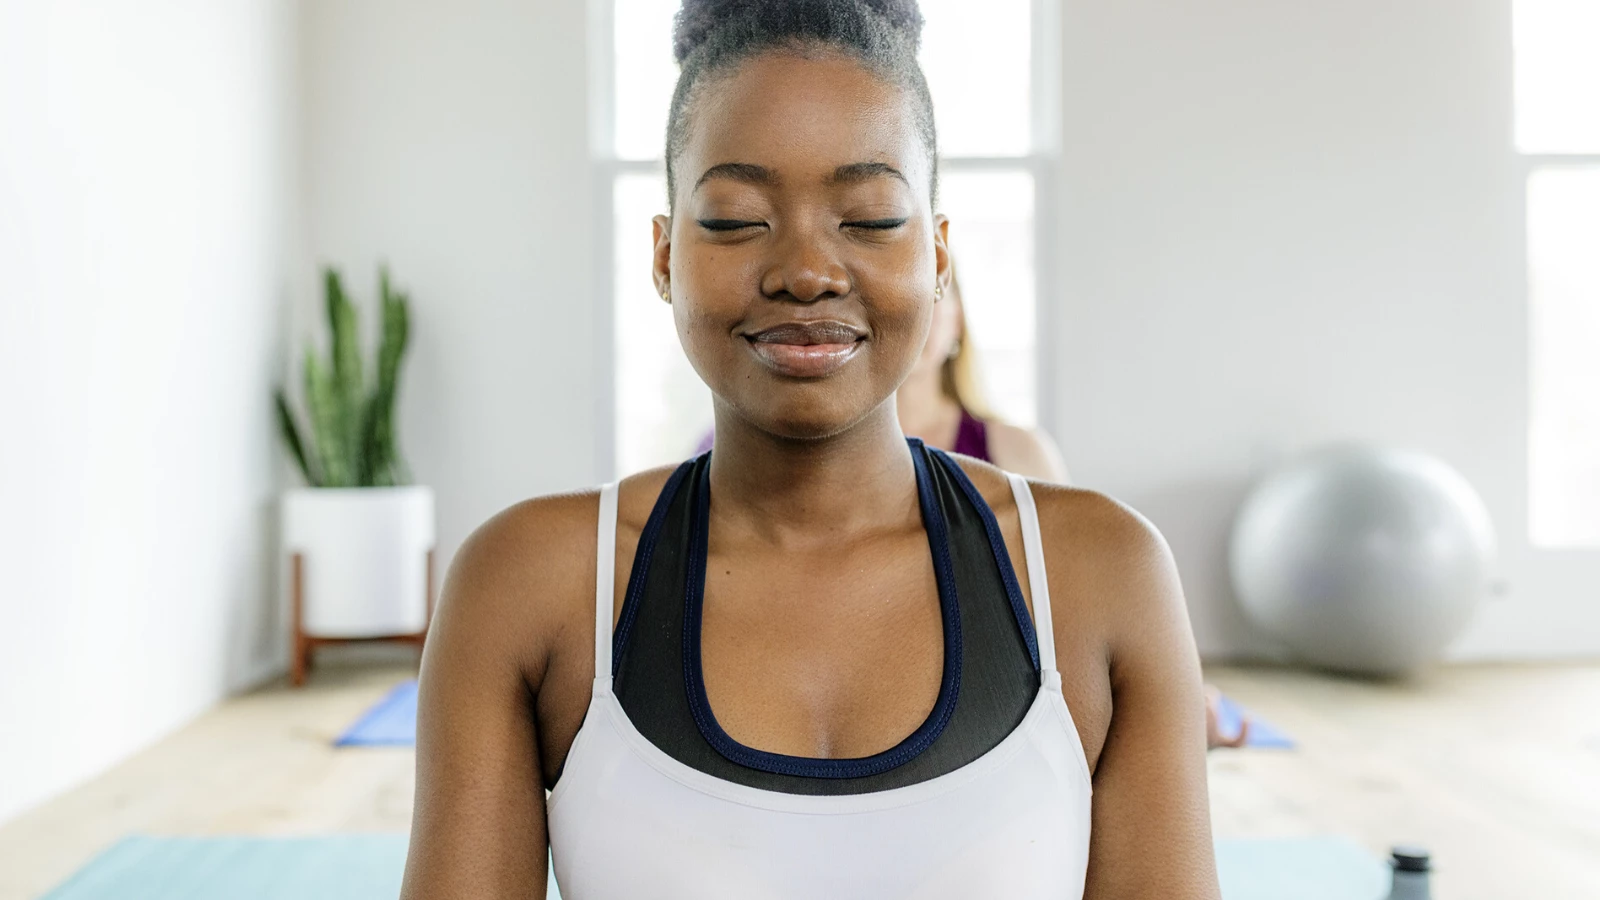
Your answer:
[697,535,946,759]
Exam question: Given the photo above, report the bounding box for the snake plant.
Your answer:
[275,266,412,487]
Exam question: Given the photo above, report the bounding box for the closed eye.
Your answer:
[697,219,764,232]
[843,218,909,230]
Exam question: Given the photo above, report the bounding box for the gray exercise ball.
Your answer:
[1230,445,1496,677]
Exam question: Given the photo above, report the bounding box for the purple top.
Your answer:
[693,408,991,462]
[952,408,991,462]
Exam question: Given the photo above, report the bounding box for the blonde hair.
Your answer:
[938,262,994,420]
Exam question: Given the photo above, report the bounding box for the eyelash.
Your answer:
[697,219,760,231]
[695,218,909,232]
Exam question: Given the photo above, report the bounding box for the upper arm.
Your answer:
[987,422,1071,483]
[1062,496,1219,900]
[400,497,591,900]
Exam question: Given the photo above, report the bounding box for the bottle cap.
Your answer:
[1390,846,1431,873]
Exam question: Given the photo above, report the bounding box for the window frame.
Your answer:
[1521,150,1600,549]
[587,0,1063,479]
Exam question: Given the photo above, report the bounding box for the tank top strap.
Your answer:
[1005,473,1057,676]
[594,482,619,694]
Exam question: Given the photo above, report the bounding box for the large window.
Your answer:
[1515,1,1600,547]
[597,0,1058,475]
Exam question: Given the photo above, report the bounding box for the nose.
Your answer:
[759,227,851,303]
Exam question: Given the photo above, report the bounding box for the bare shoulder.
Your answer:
[431,489,603,675]
[944,457,1178,625]
[946,453,1147,561]
[1027,481,1169,568]
[984,421,1069,483]
[431,464,679,676]
[1026,481,1188,660]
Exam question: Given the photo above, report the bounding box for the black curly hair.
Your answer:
[666,0,938,206]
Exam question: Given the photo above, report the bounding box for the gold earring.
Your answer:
[661,287,670,301]
[934,284,944,301]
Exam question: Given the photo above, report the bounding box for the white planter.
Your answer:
[283,485,436,637]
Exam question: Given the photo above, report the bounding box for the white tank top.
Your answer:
[547,473,1093,900]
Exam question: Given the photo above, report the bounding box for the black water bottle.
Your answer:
[1383,846,1433,900]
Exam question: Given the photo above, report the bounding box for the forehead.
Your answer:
[679,51,929,200]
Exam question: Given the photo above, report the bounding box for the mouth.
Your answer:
[744,320,866,378]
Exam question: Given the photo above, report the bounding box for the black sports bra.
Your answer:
[612,438,1039,796]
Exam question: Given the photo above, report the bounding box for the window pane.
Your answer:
[615,0,1034,160]
[1514,0,1600,153]
[613,172,713,474]
[613,0,679,160]
[938,169,1037,427]
[920,0,1032,157]
[1528,165,1600,547]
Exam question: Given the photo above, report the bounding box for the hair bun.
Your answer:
[673,0,925,64]
[858,0,925,42]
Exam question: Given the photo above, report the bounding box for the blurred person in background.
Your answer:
[895,260,1067,481]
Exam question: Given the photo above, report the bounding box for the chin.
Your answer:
[724,383,881,443]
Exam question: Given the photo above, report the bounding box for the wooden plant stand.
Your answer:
[289,550,435,687]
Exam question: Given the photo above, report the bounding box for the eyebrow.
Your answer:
[693,163,776,192]
[691,161,911,194]
[830,162,910,188]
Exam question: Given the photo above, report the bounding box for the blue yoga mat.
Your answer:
[336,682,1298,751]
[1215,693,1296,749]
[39,835,562,900]
[335,680,418,747]
[1217,836,1389,900]
[42,834,1381,899]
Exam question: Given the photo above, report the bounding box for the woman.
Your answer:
[402,1,1219,897]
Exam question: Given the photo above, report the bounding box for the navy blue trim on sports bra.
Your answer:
[611,460,695,674]
[609,437,1040,793]
[681,438,965,778]
[941,454,1041,671]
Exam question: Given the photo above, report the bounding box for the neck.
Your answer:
[707,398,917,543]
[895,365,963,448]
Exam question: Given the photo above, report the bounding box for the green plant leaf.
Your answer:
[364,265,411,486]
[324,268,366,484]
[274,388,320,486]
[280,264,412,490]
[303,346,351,487]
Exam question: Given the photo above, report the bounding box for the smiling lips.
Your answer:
[745,321,865,378]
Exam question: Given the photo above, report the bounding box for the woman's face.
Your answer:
[653,51,950,441]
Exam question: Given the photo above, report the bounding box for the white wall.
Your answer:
[297,0,599,578]
[295,0,1599,663]
[0,0,295,823]
[1054,0,1600,659]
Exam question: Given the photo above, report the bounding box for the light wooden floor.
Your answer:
[3,662,1598,900]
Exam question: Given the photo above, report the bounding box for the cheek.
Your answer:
[672,250,737,331]
[671,252,752,388]
[871,290,935,380]
[674,293,727,380]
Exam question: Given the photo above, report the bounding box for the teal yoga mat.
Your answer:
[1216,836,1390,900]
[42,834,1385,899]
[38,835,562,900]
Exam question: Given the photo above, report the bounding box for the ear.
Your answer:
[932,213,952,301]
[652,214,673,304]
